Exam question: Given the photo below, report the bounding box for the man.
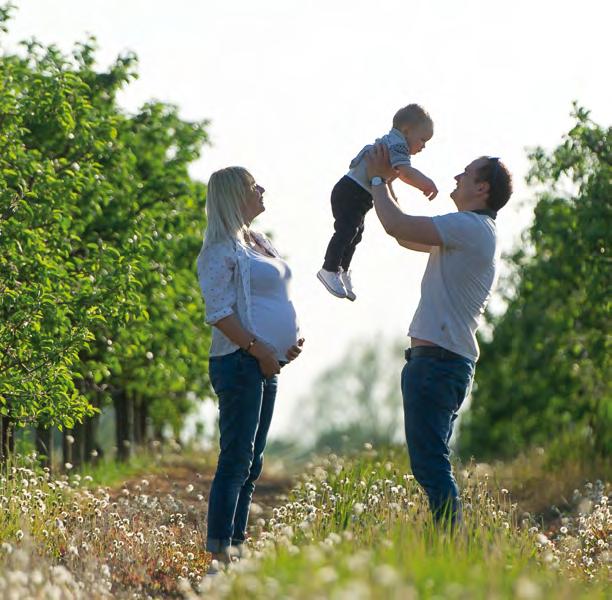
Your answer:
[365,144,513,526]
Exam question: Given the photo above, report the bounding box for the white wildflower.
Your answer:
[317,566,338,584]
[373,564,399,587]
[515,577,541,599]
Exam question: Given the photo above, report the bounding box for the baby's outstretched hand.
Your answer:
[422,178,438,201]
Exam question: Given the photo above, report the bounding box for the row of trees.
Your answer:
[459,106,611,461]
[0,6,211,466]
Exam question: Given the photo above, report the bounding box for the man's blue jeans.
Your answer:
[401,353,475,526]
[206,349,278,553]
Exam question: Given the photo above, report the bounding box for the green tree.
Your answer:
[86,99,211,458]
[0,5,211,461]
[0,21,136,431]
[459,105,611,461]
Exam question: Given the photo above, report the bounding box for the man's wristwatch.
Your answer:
[370,176,385,186]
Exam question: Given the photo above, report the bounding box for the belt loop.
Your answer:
[404,348,411,362]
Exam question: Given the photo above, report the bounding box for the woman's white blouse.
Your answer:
[197,231,299,358]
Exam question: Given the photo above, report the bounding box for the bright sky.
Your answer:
[5,0,611,438]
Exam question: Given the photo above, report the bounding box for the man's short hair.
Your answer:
[393,104,433,130]
[476,157,513,211]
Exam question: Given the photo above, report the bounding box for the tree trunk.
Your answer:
[152,423,164,452]
[114,390,134,462]
[73,422,86,468]
[134,397,150,448]
[62,429,74,469]
[134,397,143,448]
[1,416,15,461]
[84,414,100,465]
[35,425,55,471]
[142,402,151,446]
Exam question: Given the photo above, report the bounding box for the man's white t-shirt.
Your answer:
[408,211,499,361]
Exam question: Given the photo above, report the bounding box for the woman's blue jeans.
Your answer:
[401,354,475,527]
[206,349,278,553]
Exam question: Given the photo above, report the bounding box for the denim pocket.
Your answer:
[409,357,473,412]
[428,358,474,411]
[210,349,267,399]
[209,350,243,397]
[238,349,266,380]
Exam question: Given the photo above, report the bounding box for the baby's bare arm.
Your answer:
[395,165,438,200]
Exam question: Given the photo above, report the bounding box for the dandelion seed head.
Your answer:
[515,576,541,599]
[316,566,338,584]
[1,542,13,556]
[373,564,399,586]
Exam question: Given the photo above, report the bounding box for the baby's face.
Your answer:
[404,123,433,155]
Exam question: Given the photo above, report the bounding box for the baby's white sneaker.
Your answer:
[340,269,356,301]
[317,268,347,298]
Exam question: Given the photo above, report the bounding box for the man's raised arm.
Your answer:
[365,144,442,247]
[396,238,433,253]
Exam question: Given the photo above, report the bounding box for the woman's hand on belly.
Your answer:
[285,337,305,362]
[250,340,282,378]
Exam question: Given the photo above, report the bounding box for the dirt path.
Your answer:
[108,456,293,537]
[99,456,293,597]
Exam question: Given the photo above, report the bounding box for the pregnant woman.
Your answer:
[197,166,304,569]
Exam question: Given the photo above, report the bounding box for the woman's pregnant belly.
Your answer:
[251,298,299,361]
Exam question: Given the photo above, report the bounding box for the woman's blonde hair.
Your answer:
[203,166,254,246]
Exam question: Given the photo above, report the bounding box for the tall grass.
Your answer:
[199,446,610,599]
[0,449,210,597]
[0,445,609,598]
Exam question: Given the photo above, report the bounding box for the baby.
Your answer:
[317,104,437,300]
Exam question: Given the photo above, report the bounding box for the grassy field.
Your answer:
[200,446,609,599]
[0,445,609,598]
